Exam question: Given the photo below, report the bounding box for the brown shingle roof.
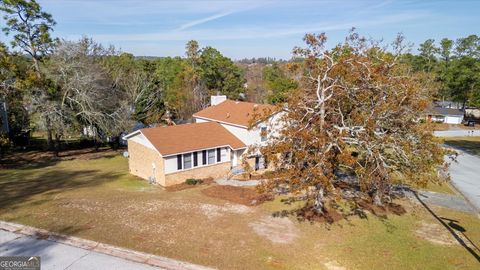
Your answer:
[426,106,464,116]
[139,122,246,156]
[193,100,276,127]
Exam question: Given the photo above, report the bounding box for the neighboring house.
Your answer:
[434,100,479,120]
[0,101,9,134]
[426,106,464,124]
[123,95,281,186]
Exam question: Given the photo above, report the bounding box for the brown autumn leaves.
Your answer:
[252,31,447,216]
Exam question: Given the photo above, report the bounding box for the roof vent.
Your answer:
[226,113,231,118]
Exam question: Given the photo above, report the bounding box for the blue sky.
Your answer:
[2,0,480,59]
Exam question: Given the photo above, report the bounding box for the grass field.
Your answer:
[0,150,479,269]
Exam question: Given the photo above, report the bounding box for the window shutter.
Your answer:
[202,150,207,165]
[193,152,198,167]
[177,154,182,170]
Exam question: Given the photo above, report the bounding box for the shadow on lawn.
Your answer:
[444,140,480,157]
[0,148,119,170]
[413,191,480,262]
[0,168,121,210]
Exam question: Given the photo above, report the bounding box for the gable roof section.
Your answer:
[135,122,246,156]
[193,100,276,127]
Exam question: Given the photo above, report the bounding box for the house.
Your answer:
[124,121,246,186]
[426,106,464,124]
[193,95,280,168]
[123,95,281,186]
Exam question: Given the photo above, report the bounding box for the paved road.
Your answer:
[434,130,480,137]
[0,230,161,270]
[448,148,480,211]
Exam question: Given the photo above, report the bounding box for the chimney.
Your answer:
[211,95,227,106]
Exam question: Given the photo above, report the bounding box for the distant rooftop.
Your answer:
[427,106,464,116]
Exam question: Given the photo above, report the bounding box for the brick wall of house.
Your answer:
[164,162,231,186]
[127,140,166,185]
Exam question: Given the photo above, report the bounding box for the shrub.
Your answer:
[0,134,12,157]
[185,178,203,185]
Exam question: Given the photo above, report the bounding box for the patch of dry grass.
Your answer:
[201,185,273,206]
[0,151,479,270]
[422,182,457,195]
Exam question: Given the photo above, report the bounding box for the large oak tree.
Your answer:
[255,32,446,215]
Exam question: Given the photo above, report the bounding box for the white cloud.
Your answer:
[176,10,238,31]
[88,12,427,42]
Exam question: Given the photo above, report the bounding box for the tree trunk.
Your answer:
[314,188,325,214]
[45,117,53,150]
[32,57,42,79]
[373,190,383,206]
[111,136,119,150]
[94,136,99,151]
[319,77,326,131]
[53,134,61,157]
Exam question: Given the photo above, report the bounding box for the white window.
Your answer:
[183,153,192,169]
[221,148,227,161]
[208,149,215,164]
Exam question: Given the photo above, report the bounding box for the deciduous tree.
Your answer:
[254,32,446,216]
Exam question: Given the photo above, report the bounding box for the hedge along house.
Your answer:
[123,121,246,186]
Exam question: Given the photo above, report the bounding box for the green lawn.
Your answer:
[0,150,479,269]
[443,136,480,157]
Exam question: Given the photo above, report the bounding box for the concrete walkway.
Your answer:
[215,178,260,187]
[447,148,480,211]
[0,221,213,270]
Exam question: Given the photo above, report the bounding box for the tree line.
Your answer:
[403,35,480,108]
[1,0,478,155]
[0,0,247,153]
